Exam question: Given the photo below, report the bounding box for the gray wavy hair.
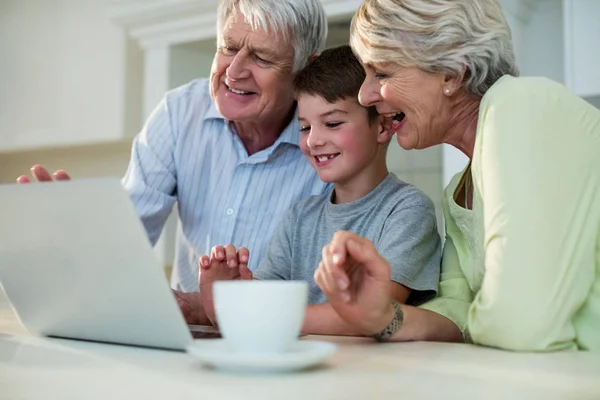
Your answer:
[217,0,328,73]
[350,0,519,97]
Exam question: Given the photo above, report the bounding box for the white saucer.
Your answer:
[187,339,336,373]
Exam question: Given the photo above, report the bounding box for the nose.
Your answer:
[306,128,326,149]
[358,77,382,107]
[226,51,251,81]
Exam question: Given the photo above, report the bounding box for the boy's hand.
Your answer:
[198,245,252,326]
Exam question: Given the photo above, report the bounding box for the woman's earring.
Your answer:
[444,88,451,95]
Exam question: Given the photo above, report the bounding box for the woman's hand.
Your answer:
[314,231,395,335]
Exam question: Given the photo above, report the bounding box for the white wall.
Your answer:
[0,0,143,152]
[170,41,215,88]
[521,0,564,81]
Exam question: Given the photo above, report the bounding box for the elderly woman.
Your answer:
[315,0,600,351]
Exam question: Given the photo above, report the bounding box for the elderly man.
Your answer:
[17,0,330,324]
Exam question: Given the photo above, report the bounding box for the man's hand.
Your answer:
[16,164,71,183]
[172,290,208,325]
[198,245,252,325]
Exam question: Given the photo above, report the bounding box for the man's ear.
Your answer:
[377,116,395,144]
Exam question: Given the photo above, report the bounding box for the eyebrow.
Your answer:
[319,109,349,118]
[222,36,279,57]
[298,109,349,121]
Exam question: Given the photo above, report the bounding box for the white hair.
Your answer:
[217,0,328,72]
[350,0,519,97]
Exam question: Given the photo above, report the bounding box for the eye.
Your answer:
[254,54,272,65]
[300,125,311,132]
[374,72,388,80]
[325,122,342,128]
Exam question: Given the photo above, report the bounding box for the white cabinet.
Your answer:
[563,0,600,97]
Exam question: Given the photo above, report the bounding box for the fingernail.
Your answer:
[228,260,237,267]
[218,251,224,258]
[337,278,348,290]
[240,255,248,262]
[332,254,341,265]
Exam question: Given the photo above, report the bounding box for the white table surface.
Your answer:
[1,288,599,400]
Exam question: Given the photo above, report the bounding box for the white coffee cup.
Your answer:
[213,280,308,354]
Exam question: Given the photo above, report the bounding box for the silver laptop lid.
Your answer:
[0,178,193,350]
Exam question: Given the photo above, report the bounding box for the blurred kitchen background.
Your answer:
[1,0,599,271]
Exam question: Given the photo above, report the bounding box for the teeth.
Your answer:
[390,112,404,125]
[229,87,251,95]
[316,155,337,162]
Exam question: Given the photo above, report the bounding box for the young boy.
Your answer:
[199,45,441,336]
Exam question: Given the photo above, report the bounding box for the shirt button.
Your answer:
[226,208,234,215]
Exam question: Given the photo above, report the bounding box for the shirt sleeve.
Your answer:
[379,199,442,306]
[467,78,598,351]
[121,96,178,246]
[253,207,295,281]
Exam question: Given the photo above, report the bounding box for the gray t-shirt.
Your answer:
[254,173,441,305]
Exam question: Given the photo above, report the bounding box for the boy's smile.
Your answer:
[313,153,340,166]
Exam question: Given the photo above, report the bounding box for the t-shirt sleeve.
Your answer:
[378,196,442,306]
[253,206,295,281]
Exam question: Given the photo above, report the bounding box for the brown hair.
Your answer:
[294,45,379,123]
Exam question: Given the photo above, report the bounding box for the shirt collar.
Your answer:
[205,101,301,148]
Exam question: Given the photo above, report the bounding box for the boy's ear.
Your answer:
[377,116,395,144]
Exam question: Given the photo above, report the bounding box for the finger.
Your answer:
[16,175,31,184]
[211,245,225,261]
[345,238,391,282]
[240,264,253,280]
[31,165,53,182]
[224,244,238,268]
[314,262,350,303]
[198,255,211,269]
[314,262,332,293]
[53,170,71,181]
[238,247,249,264]
[322,244,349,291]
[330,230,364,267]
[237,247,251,279]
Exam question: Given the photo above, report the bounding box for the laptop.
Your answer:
[0,178,198,350]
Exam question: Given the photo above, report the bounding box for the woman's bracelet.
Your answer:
[371,299,404,342]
